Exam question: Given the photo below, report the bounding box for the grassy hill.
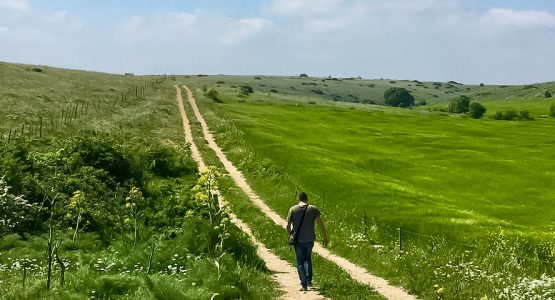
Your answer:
[186,75,555,299]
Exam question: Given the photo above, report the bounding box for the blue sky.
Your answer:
[1,0,554,84]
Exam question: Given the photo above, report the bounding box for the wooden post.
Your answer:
[39,117,43,138]
[398,227,403,254]
[322,190,326,212]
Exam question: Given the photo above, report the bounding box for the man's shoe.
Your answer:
[299,287,308,292]
[307,282,313,288]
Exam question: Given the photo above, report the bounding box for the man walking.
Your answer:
[287,192,329,291]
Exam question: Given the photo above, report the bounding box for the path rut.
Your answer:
[175,85,325,300]
[182,85,418,300]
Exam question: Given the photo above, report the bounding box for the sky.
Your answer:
[0,0,554,84]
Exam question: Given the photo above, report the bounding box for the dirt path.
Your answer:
[182,85,418,300]
[175,86,326,300]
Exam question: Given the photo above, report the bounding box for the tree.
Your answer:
[448,95,471,113]
[469,102,487,119]
[383,87,415,107]
[299,73,308,77]
[545,90,552,98]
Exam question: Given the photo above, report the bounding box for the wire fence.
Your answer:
[0,77,170,143]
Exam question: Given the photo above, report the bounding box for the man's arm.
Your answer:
[287,220,293,235]
[315,216,329,247]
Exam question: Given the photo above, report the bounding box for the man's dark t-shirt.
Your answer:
[287,203,320,243]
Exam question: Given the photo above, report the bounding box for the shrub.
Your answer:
[549,104,555,117]
[492,110,533,121]
[299,73,308,77]
[545,90,552,98]
[416,100,427,106]
[448,95,470,113]
[207,89,220,102]
[311,89,324,95]
[216,81,225,84]
[383,87,415,107]
[479,83,485,87]
[254,76,261,80]
[469,102,487,119]
[519,110,532,120]
[239,85,254,95]
[0,177,36,235]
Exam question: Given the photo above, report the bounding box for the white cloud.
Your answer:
[0,0,30,12]
[219,18,273,45]
[481,8,555,28]
[120,16,145,34]
[43,10,67,23]
[271,0,343,16]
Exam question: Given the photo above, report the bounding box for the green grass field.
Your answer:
[1,62,554,299]
[186,76,555,299]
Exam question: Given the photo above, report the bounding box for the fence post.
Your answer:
[39,116,43,138]
[8,129,12,142]
[363,210,368,238]
[322,190,326,212]
[398,227,403,254]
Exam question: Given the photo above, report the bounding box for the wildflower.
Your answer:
[436,287,444,295]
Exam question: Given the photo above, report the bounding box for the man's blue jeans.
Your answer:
[293,241,314,288]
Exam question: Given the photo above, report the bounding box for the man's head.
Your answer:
[298,192,308,203]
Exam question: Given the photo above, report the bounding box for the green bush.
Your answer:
[469,102,487,119]
[239,85,254,95]
[448,95,470,113]
[207,89,220,102]
[545,90,552,98]
[549,103,555,117]
[383,87,415,107]
[492,110,533,121]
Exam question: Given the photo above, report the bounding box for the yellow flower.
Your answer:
[125,203,131,209]
[436,287,444,295]
[480,295,488,300]
[194,192,208,202]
